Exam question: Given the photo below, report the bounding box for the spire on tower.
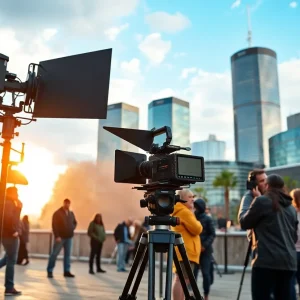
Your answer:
[247,5,252,47]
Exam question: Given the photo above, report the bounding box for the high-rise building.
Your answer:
[148,97,190,148]
[191,135,226,161]
[97,102,139,161]
[269,112,300,167]
[231,47,281,167]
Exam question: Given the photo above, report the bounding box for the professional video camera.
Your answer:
[104,125,205,219]
[104,125,205,300]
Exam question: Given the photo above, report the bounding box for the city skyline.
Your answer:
[1,0,299,165]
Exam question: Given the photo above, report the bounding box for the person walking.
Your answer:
[87,213,106,274]
[0,187,23,296]
[47,198,77,278]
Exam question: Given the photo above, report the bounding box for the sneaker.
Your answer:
[64,272,75,278]
[47,272,53,278]
[4,288,22,296]
[89,270,95,275]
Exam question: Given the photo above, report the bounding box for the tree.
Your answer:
[39,160,145,230]
[213,170,237,221]
[213,169,237,275]
[192,186,208,202]
[283,176,299,193]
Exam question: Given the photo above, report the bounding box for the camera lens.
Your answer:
[157,195,171,208]
[139,161,152,178]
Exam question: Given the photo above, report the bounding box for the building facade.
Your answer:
[148,97,190,149]
[97,103,139,161]
[269,113,300,167]
[231,47,281,167]
[192,135,226,161]
[192,161,254,207]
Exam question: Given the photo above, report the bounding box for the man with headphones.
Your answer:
[238,169,267,228]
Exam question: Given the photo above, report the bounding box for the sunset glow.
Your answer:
[10,144,67,216]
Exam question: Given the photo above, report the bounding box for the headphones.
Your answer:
[248,171,257,183]
[246,171,258,190]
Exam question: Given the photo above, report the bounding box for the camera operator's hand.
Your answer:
[252,186,261,198]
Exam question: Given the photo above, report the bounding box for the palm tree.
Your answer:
[192,186,208,202]
[213,169,237,275]
[213,170,237,221]
[283,176,299,193]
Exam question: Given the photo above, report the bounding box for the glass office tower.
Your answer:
[231,47,281,167]
[269,113,300,167]
[192,135,226,161]
[148,97,190,149]
[97,102,139,161]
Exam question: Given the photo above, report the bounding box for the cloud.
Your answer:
[290,1,298,8]
[180,67,197,79]
[183,69,235,160]
[174,52,187,58]
[138,33,172,64]
[0,0,139,38]
[231,0,241,9]
[42,28,58,41]
[145,11,191,33]
[104,23,129,41]
[278,58,300,129]
[151,88,175,100]
[120,58,141,74]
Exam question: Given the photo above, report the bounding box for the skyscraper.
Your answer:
[192,134,226,161]
[148,97,190,148]
[97,102,139,161]
[231,47,281,166]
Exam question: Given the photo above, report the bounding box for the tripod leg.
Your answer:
[119,233,148,300]
[148,242,156,300]
[176,235,204,300]
[164,243,174,300]
[159,252,164,298]
[173,248,192,299]
[130,248,149,296]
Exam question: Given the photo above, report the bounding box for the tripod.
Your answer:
[119,216,204,300]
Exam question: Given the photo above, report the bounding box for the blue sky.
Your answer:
[0,0,300,162]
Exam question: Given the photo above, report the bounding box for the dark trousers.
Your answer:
[0,237,19,290]
[89,239,103,271]
[17,240,28,264]
[252,267,294,300]
[193,251,213,296]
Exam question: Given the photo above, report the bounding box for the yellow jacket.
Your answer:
[171,202,203,264]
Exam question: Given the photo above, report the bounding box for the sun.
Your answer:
[9,143,67,217]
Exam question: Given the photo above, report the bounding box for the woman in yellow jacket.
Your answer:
[171,189,203,300]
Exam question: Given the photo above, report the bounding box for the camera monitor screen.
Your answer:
[177,156,204,180]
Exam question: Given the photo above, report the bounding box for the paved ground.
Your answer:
[0,259,251,299]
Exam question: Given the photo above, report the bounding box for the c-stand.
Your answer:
[119,215,204,300]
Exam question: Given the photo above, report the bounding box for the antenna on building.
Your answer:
[247,5,252,47]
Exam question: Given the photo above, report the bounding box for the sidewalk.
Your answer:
[0,259,251,299]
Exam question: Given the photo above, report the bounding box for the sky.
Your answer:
[0,0,300,214]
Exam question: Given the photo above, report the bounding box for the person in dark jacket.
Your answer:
[87,213,106,274]
[114,218,133,272]
[194,198,216,300]
[46,198,77,278]
[240,174,298,300]
[0,186,23,296]
[17,215,30,265]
